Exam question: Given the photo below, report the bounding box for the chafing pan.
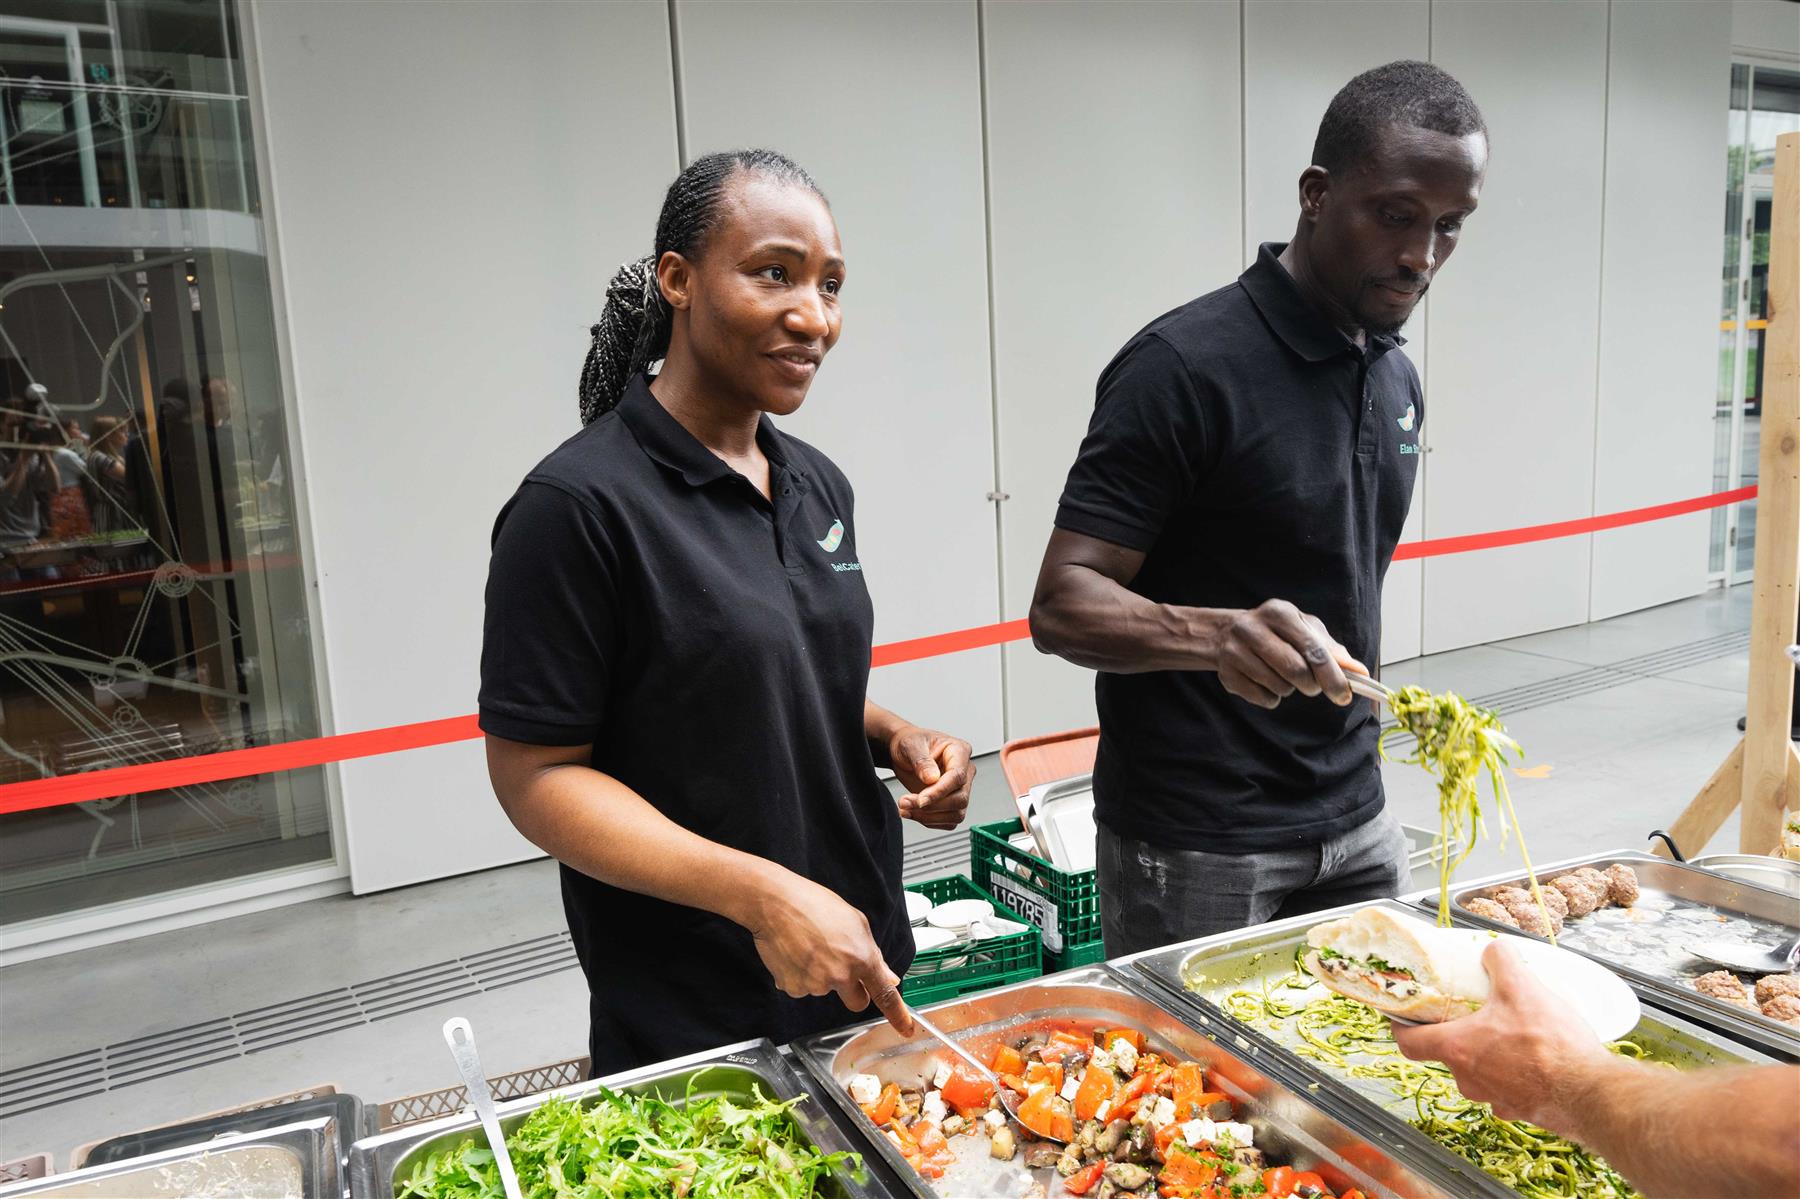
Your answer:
[793,965,1464,1199]
[347,1038,889,1198]
[1423,850,1800,1057]
[0,1116,336,1199]
[1127,898,1781,1198]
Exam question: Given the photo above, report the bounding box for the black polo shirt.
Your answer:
[1054,243,1421,854]
[479,375,912,1074]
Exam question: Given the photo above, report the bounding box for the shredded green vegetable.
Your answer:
[1380,685,1554,930]
[1217,961,1645,1199]
[395,1074,858,1199]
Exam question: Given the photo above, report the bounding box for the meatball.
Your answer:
[1759,993,1800,1025]
[1753,973,1800,1006]
[1465,897,1519,928]
[1550,875,1604,918]
[1602,864,1640,908]
[1535,884,1570,920]
[1694,970,1756,1009]
[1571,867,1612,900]
[1494,886,1561,936]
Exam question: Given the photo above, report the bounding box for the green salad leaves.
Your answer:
[396,1074,859,1199]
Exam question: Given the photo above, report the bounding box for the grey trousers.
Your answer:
[1097,806,1412,958]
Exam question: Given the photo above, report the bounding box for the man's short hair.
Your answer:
[1311,61,1486,174]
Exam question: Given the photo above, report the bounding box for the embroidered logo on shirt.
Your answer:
[817,519,845,554]
[1396,403,1416,433]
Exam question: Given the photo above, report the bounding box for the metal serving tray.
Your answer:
[1127,899,1781,1199]
[1022,774,1096,872]
[83,1093,367,1178]
[0,1117,337,1199]
[793,965,1462,1199]
[1427,850,1800,1057]
[347,1037,890,1198]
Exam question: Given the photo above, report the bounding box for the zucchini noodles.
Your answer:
[1380,685,1554,932]
[1218,964,1646,1199]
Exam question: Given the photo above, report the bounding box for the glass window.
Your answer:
[0,0,328,925]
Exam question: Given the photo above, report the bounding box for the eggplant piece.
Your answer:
[1231,1146,1266,1172]
[1094,1118,1129,1155]
[1023,1143,1064,1169]
[941,1114,967,1137]
[1201,1097,1234,1121]
[990,1126,1017,1161]
[1127,1122,1155,1161]
[1056,1148,1085,1176]
[1105,1163,1154,1190]
[1064,1051,1089,1075]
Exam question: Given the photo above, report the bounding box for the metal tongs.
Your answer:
[1345,672,1398,707]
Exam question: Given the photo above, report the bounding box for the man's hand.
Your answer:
[889,726,974,830]
[1390,941,1610,1128]
[744,869,915,1038]
[1207,599,1363,709]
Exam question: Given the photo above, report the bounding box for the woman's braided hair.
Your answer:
[579,149,824,425]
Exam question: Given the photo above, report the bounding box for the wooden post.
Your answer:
[1741,131,1800,853]
[1660,130,1800,858]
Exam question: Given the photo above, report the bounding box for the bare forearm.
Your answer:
[864,699,906,768]
[1030,564,1223,673]
[1548,1060,1799,1198]
[499,762,784,929]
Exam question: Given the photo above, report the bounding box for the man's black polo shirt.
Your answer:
[479,375,911,1073]
[1055,243,1421,854]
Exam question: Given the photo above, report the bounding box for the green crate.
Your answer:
[1044,939,1107,974]
[969,819,1101,956]
[900,875,1042,1006]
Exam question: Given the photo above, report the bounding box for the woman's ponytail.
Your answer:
[578,255,666,424]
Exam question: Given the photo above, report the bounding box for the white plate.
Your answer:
[1405,928,1640,1040]
[927,899,995,931]
[913,926,958,954]
[904,891,933,925]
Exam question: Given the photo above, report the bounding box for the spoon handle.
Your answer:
[443,1018,525,1199]
[907,1006,999,1085]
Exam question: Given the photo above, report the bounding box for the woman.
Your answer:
[480,149,973,1074]
[83,415,136,533]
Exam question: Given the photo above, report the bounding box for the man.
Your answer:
[1393,943,1799,1198]
[1029,62,1488,954]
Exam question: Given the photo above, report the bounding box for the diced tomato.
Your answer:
[1101,1027,1144,1053]
[1026,1060,1065,1093]
[1159,1146,1219,1189]
[1262,1166,1298,1197]
[1064,1161,1107,1195]
[914,1121,950,1158]
[1016,1085,1075,1142]
[1073,1063,1116,1121]
[863,1082,899,1126]
[1290,1171,1330,1196]
[1154,1122,1182,1160]
[991,1044,1026,1076]
[1108,1070,1155,1122]
[940,1063,996,1117]
[999,1072,1029,1095]
[918,1159,946,1180]
[1340,1191,1367,1199]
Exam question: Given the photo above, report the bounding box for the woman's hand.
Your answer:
[743,868,914,1037]
[888,725,974,830]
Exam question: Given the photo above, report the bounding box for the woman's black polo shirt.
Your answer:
[1055,243,1422,855]
[479,375,911,1073]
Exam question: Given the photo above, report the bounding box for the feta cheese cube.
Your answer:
[1059,1073,1081,1102]
[1181,1118,1216,1147]
[1087,1047,1115,1074]
[1218,1120,1255,1147]
[848,1074,882,1106]
[1148,1096,1176,1127]
[1093,1099,1111,1123]
[931,1061,953,1089]
[1111,1039,1139,1075]
[983,1109,1008,1130]
[921,1092,947,1125]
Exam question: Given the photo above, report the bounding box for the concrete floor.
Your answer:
[0,583,1775,1167]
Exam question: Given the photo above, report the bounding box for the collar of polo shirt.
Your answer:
[615,373,809,495]
[1240,242,1406,363]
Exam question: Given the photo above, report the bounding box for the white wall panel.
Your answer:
[672,0,1003,753]
[1732,0,1800,58]
[1243,0,1432,666]
[983,0,1241,743]
[1589,1,1728,621]
[1422,0,1610,652]
[249,0,679,891]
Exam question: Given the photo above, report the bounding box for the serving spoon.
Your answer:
[1685,931,1800,977]
[442,1016,526,1199]
[904,1005,1067,1144]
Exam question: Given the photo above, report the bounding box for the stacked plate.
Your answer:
[907,895,1030,971]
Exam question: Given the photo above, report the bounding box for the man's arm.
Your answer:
[1028,527,1360,708]
[486,735,914,1036]
[1393,943,1800,1198]
[865,699,974,831]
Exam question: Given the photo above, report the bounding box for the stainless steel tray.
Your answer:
[1426,850,1800,1056]
[0,1117,338,1199]
[1126,898,1781,1199]
[83,1093,367,1176]
[1022,773,1095,872]
[347,1038,889,1198]
[792,965,1463,1199]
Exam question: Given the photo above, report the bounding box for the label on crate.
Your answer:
[988,871,1062,952]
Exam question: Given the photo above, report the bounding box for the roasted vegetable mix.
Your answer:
[846,1023,1366,1197]
[396,1076,857,1199]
